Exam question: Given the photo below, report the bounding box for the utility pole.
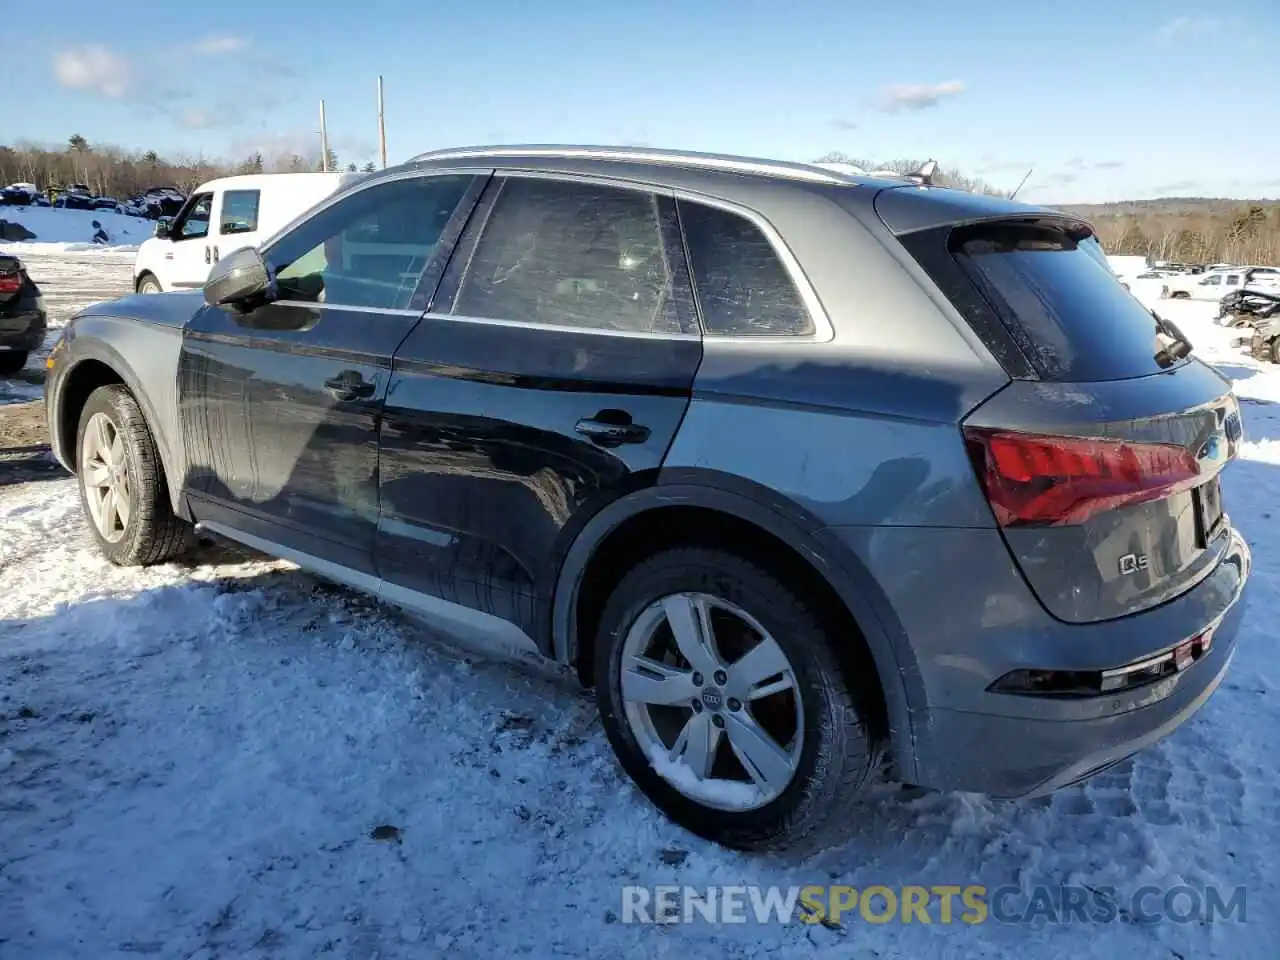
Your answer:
[377,76,388,169]
[319,99,330,172]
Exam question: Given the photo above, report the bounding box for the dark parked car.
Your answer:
[43,145,1251,851]
[54,192,95,211]
[0,254,48,374]
[0,186,34,206]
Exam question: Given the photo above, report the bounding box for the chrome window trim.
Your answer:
[273,300,424,317]
[422,312,700,342]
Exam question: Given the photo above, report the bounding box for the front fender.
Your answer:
[550,470,924,776]
[51,316,187,515]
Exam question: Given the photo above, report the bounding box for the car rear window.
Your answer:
[915,220,1184,382]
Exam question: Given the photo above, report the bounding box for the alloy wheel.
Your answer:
[618,592,804,811]
[80,412,132,543]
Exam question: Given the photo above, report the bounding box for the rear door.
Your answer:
[376,172,702,638]
[179,172,486,573]
[887,202,1242,624]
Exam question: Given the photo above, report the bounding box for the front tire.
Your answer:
[76,385,191,565]
[136,274,162,294]
[594,547,882,852]
[0,351,28,375]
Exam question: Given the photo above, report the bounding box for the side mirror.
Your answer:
[154,217,172,238]
[204,247,271,310]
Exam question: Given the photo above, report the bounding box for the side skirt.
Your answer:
[193,520,546,666]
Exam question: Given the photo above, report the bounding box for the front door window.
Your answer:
[172,193,213,241]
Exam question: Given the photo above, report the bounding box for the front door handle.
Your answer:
[575,415,650,448]
[212,245,219,262]
[324,371,375,402]
[204,246,211,264]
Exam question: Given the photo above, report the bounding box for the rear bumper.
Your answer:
[0,303,47,352]
[828,522,1251,797]
[914,528,1251,797]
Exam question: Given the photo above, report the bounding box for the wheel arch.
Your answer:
[54,334,185,516]
[550,472,923,774]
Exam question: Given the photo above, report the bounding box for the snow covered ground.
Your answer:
[2,261,1279,958]
[0,205,154,253]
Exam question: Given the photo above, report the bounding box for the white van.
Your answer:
[132,172,360,293]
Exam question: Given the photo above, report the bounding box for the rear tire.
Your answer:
[75,384,192,565]
[0,351,28,375]
[593,547,882,852]
[1269,339,1280,365]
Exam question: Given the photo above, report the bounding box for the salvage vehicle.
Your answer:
[1218,289,1280,327]
[0,254,47,374]
[44,145,1251,851]
[133,172,358,293]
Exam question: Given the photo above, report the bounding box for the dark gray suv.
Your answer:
[44,145,1250,852]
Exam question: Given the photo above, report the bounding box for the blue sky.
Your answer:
[1,0,1275,204]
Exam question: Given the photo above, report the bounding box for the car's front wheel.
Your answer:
[76,385,191,565]
[594,547,883,852]
[136,274,162,294]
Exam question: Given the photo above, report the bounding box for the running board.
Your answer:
[193,520,544,663]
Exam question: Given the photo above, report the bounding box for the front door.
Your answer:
[165,191,216,289]
[178,172,487,572]
[376,174,704,642]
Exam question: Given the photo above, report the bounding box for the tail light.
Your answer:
[963,426,1201,527]
[0,272,20,296]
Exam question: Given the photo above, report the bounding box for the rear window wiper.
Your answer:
[1152,309,1193,368]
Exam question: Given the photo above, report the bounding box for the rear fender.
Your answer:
[550,473,925,778]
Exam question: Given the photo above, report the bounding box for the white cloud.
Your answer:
[877,80,966,113]
[1156,16,1218,43]
[178,108,220,130]
[52,45,133,99]
[189,35,249,55]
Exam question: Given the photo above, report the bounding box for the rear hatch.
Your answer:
[879,188,1242,624]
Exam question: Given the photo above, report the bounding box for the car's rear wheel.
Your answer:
[136,274,162,294]
[0,351,28,375]
[76,385,191,565]
[594,547,882,852]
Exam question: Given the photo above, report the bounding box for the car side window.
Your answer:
[451,177,682,334]
[678,199,814,337]
[173,193,212,241]
[266,175,474,310]
[1204,275,1221,285]
[219,190,260,236]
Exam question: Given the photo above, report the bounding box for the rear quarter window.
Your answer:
[678,200,814,337]
[915,220,1183,383]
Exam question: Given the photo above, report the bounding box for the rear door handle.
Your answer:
[324,371,375,402]
[575,416,650,448]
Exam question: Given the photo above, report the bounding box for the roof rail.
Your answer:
[408,144,856,186]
